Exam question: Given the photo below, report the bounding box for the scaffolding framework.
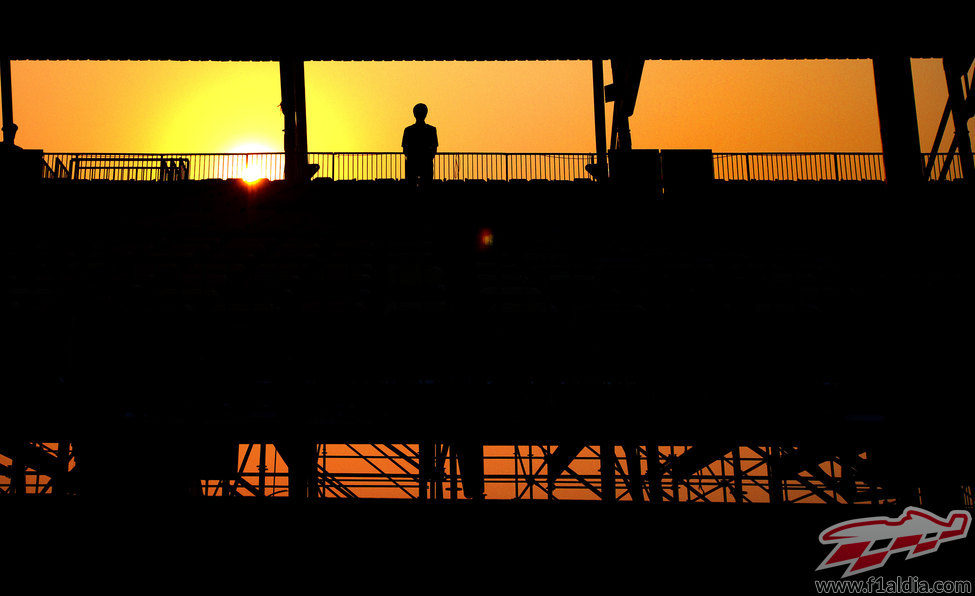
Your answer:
[3,439,969,509]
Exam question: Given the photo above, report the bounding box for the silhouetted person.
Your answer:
[402,103,438,190]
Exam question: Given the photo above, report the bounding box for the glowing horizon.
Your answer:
[7,59,969,157]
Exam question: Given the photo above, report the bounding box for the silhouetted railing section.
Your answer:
[315,152,594,181]
[40,152,965,183]
[38,154,192,181]
[40,152,595,182]
[924,151,967,181]
[439,152,595,182]
[712,152,887,182]
[714,152,967,182]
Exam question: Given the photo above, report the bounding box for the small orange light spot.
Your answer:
[478,228,494,250]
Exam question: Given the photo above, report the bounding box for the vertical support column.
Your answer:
[944,56,974,183]
[1,56,17,146]
[840,450,858,505]
[608,59,628,152]
[767,443,783,504]
[455,440,484,501]
[646,442,664,503]
[434,443,446,501]
[10,443,26,496]
[279,59,297,182]
[258,443,268,500]
[449,446,458,501]
[293,59,310,169]
[279,57,313,183]
[55,442,72,497]
[872,56,924,188]
[282,440,318,503]
[591,59,608,182]
[600,441,615,502]
[418,439,433,501]
[623,441,644,502]
[607,58,644,152]
[731,444,744,505]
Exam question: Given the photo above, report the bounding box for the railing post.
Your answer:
[833,153,839,181]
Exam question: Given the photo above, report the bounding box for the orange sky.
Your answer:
[7,59,966,155]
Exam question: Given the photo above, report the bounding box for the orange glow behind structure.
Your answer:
[10,59,962,156]
[478,228,494,251]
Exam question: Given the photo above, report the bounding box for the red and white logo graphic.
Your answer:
[817,507,971,577]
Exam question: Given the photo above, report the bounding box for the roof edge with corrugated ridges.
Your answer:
[6,49,957,61]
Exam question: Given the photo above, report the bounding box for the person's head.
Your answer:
[413,103,428,122]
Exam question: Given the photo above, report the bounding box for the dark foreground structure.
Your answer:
[2,176,973,588]
[3,178,973,501]
[2,37,973,589]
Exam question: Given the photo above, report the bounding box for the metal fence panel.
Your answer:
[39,152,964,183]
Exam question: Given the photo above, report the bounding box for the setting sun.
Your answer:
[229,142,278,182]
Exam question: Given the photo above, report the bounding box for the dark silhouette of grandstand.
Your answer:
[1,32,973,590]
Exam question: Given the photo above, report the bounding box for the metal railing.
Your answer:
[713,152,886,182]
[40,152,598,183]
[712,152,968,182]
[39,151,967,183]
[40,154,192,182]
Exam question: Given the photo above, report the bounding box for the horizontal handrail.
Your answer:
[39,151,967,183]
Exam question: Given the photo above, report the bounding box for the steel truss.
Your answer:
[131,441,975,506]
[0,442,76,496]
[924,55,975,181]
[2,440,970,508]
